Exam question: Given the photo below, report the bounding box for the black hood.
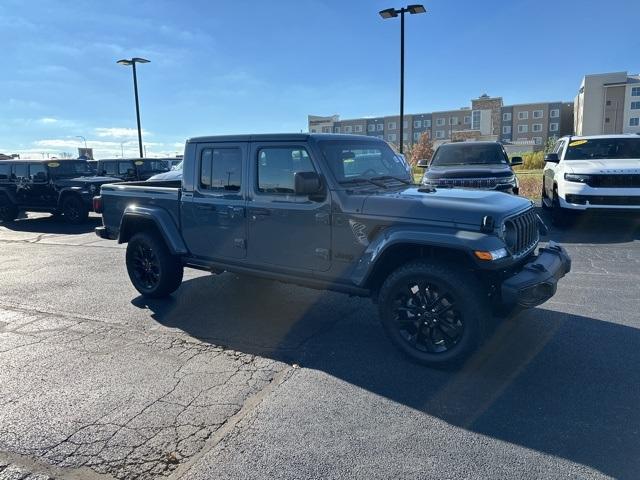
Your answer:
[54,176,121,187]
[425,164,513,180]
[357,186,531,228]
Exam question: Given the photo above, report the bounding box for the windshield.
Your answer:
[565,138,640,160]
[431,144,508,166]
[47,161,96,177]
[318,140,412,184]
[136,160,171,173]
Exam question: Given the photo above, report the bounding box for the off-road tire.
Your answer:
[378,259,489,368]
[0,196,18,223]
[61,195,89,224]
[126,232,184,298]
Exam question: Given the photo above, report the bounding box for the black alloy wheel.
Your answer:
[61,195,88,224]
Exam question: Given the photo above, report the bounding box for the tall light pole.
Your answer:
[120,141,126,158]
[379,4,426,154]
[117,57,150,158]
[75,135,87,149]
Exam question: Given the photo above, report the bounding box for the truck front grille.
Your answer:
[586,174,640,188]
[504,209,539,257]
[433,177,501,188]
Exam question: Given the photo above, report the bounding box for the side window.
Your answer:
[14,164,28,179]
[118,162,133,175]
[200,148,242,192]
[104,162,118,176]
[0,164,10,181]
[554,140,565,157]
[29,164,47,181]
[257,147,315,194]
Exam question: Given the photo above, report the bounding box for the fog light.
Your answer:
[474,248,508,261]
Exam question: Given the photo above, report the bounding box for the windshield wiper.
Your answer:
[370,175,413,185]
[339,177,387,188]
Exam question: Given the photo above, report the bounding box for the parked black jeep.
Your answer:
[93,158,171,181]
[420,141,522,194]
[0,159,119,224]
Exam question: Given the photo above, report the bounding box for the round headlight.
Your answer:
[503,220,518,252]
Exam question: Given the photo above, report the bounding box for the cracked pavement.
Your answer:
[1,211,639,479]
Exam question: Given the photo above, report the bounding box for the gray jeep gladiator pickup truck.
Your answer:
[94,134,570,366]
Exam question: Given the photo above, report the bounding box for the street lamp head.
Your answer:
[131,57,150,64]
[117,59,133,66]
[407,4,426,14]
[117,58,150,66]
[379,8,398,19]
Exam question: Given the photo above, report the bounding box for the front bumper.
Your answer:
[501,241,571,308]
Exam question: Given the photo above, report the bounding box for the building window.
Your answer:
[388,133,397,142]
[344,125,353,133]
[631,101,640,110]
[550,109,560,118]
[503,112,512,121]
[632,87,640,97]
[321,126,331,133]
[258,147,314,194]
[435,130,445,139]
[424,119,432,128]
[413,120,422,128]
[606,100,612,106]
[376,124,384,131]
[532,123,543,132]
[518,111,529,120]
[549,123,559,132]
[502,125,511,134]
[436,118,445,126]
[367,124,375,132]
[402,133,408,141]
[388,121,396,130]
[533,137,543,145]
[472,110,481,130]
[403,121,408,129]
[533,110,543,119]
[464,116,471,124]
[605,117,610,123]
[413,132,420,140]
[517,124,529,133]
[354,125,363,133]
[630,117,640,126]
[333,127,340,133]
[449,117,458,125]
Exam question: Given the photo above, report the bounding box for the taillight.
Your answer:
[93,196,103,213]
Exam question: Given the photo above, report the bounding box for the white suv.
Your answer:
[542,134,640,225]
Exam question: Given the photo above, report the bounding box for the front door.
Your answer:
[26,163,52,206]
[181,143,248,261]
[543,138,564,198]
[247,143,331,272]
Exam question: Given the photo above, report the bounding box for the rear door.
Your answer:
[27,163,50,206]
[247,142,331,272]
[12,163,30,205]
[181,142,248,261]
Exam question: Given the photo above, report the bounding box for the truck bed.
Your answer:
[99,181,182,239]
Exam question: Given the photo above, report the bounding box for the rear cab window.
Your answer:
[199,147,242,194]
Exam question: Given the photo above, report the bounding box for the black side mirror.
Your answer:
[294,171,322,196]
[417,159,430,168]
[510,156,523,166]
[544,153,559,163]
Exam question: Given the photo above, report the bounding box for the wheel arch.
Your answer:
[118,207,188,255]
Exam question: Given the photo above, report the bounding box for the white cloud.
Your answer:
[38,117,58,124]
[94,127,151,139]
[29,138,177,159]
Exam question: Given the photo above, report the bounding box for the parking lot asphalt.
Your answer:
[0,211,639,479]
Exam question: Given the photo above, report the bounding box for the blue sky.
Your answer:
[1,0,638,158]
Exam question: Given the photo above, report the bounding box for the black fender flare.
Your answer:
[350,224,506,287]
[118,205,188,255]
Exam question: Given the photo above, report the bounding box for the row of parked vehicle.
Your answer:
[0,157,181,224]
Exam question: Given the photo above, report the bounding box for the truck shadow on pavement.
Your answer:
[133,273,640,479]
[0,214,101,235]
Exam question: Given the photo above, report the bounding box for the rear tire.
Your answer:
[61,195,89,224]
[126,232,184,298]
[541,184,551,210]
[0,197,18,223]
[378,260,488,368]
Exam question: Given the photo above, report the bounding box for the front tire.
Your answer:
[61,195,89,224]
[126,232,184,298]
[378,260,488,367]
[551,188,573,227]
